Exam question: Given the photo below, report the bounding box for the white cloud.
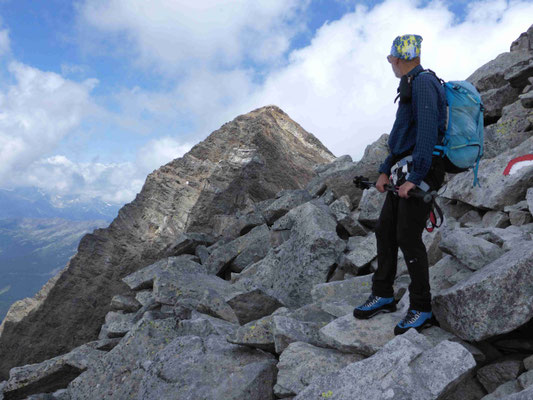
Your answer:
[0,62,98,182]
[5,136,193,204]
[79,0,309,73]
[240,0,533,160]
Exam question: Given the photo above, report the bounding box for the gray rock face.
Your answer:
[482,210,511,228]
[429,254,474,295]
[0,105,335,379]
[439,228,505,270]
[443,136,533,210]
[433,241,533,341]
[342,234,377,270]
[295,328,476,400]
[274,342,363,397]
[138,335,277,400]
[236,202,346,308]
[481,84,522,123]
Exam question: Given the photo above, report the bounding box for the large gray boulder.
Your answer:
[467,47,532,93]
[442,136,533,210]
[482,99,533,159]
[295,328,476,400]
[433,241,533,341]
[0,105,335,379]
[204,224,272,274]
[439,228,505,271]
[357,187,386,228]
[137,335,277,400]
[67,317,180,399]
[235,202,346,308]
[429,255,474,296]
[318,292,410,356]
[274,342,363,398]
[2,345,105,400]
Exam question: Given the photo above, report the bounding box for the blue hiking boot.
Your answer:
[353,294,396,319]
[394,309,436,335]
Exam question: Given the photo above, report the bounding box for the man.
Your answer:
[353,34,447,335]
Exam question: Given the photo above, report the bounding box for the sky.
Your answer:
[0,0,531,206]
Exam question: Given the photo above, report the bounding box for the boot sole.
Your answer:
[353,303,397,320]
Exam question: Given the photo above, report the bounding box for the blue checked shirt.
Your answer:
[378,64,447,185]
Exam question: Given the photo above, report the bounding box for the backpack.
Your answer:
[414,69,485,187]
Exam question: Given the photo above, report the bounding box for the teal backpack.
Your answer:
[417,69,485,187]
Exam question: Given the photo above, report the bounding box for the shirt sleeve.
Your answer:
[378,154,394,175]
[407,75,439,186]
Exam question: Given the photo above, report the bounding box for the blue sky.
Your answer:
[0,0,531,206]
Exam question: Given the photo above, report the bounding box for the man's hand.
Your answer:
[398,181,416,198]
[376,173,390,193]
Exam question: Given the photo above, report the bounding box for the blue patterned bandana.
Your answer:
[390,34,423,60]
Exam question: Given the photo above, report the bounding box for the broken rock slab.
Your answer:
[2,345,105,400]
[274,341,364,398]
[235,202,346,308]
[433,241,533,341]
[67,317,181,399]
[295,328,476,400]
[439,227,505,271]
[442,136,533,210]
[122,255,207,291]
[138,334,277,400]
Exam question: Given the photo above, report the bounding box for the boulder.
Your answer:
[2,345,105,400]
[204,224,271,274]
[433,241,533,341]
[68,317,181,399]
[467,50,533,92]
[295,328,476,400]
[235,202,346,308]
[481,84,522,124]
[176,312,238,338]
[98,311,136,339]
[429,255,474,296]
[154,270,282,325]
[482,210,511,228]
[442,136,533,210]
[109,295,141,313]
[357,188,386,228]
[122,255,206,291]
[438,228,505,271]
[226,314,278,352]
[527,188,533,216]
[520,90,533,108]
[318,292,410,356]
[162,232,216,257]
[137,335,277,400]
[274,342,364,398]
[477,354,525,393]
[261,190,312,225]
[342,235,377,271]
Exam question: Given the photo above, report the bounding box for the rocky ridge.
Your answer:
[0,25,533,400]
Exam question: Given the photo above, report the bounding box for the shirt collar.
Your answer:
[405,64,423,77]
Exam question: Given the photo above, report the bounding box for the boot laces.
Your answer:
[363,294,379,308]
[401,309,421,325]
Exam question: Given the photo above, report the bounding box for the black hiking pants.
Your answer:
[371,156,445,312]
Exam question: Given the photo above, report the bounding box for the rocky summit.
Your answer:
[1,25,533,400]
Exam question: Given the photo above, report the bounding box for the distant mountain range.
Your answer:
[0,187,121,323]
[0,187,121,221]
